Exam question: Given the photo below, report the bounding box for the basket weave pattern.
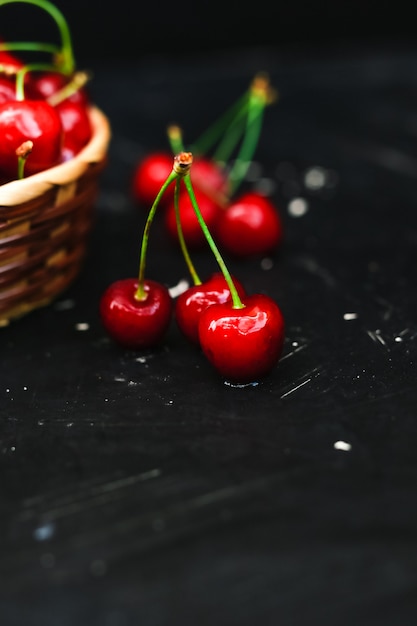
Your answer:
[0,106,110,326]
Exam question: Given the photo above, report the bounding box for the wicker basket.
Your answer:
[0,105,111,326]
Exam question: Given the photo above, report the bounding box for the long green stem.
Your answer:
[0,0,75,73]
[191,91,250,156]
[0,41,60,55]
[167,125,185,154]
[135,171,177,300]
[173,178,201,286]
[183,173,244,310]
[227,98,265,196]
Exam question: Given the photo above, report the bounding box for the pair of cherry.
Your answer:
[100,152,285,384]
[0,0,92,182]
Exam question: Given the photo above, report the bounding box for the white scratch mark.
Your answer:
[367,329,387,346]
[260,257,274,270]
[281,377,311,398]
[169,279,189,298]
[334,440,352,451]
[75,322,89,331]
[33,522,55,541]
[54,299,75,311]
[280,344,307,361]
[288,197,309,217]
[343,312,358,320]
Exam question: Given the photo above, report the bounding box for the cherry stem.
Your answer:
[0,41,60,55]
[226,96,265,196]
[47,70,91,105]
[191,91,249,158]
[173,178,201,286]
[167,125,184,154]
[15,61,58,99]
[0,0,76,74]
[16,139,33,179]
[182,172,245,310]
[135,170,178,301]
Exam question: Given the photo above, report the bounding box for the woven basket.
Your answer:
[0,105,111,326]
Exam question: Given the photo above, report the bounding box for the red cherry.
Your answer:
[0,99,63,177]
[56,100,92,161]
[216,191,283,257]
[198,293,285,383]
[165,187,223,249]
[0,48,24,72]
[0,75,17,104]
[32,71,89,105]
[191,156,229,197]
[132,151,174,207]
[175,272,246,344]
[99,278,173,349]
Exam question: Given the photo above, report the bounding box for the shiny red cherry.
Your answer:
[190,156,229,197]
[165,187,223,249]
[132,151,174,208]
[56,100,92,161]
[216,191,283,257]
[198,293,285,383]
[0,47,24,72]
[0,99,63,177]
[175,272,246,344]
[99,278,173,349]
[0,75,17,104]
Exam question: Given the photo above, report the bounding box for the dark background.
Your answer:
[2,1,417,626]
[1,0,416,64]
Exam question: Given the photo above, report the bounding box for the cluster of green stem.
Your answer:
[168,71,277,199]
[0,0,76,74]
[135,152,245,310]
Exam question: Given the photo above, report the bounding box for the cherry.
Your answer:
[174,272,246,344]
[190,156,229,198]
[0,47,24,72]
[55,99,92,161]
[0,75,17,103]
[198,293,285,383]
[132,151,174,208]
[99,278,173,349]
[0,98,63,178]
[165,187,223,249]
[32,70,89,105]
[216,191,283,257]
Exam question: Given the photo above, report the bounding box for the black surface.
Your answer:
[1,43,417,625]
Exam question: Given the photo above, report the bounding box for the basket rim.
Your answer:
[0,105,111,208]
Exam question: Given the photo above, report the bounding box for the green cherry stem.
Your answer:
[173,177,201,286]
[47,70,91,105]
[182,165,245,310]
[16,140,32,179]
[191,91,250,157]
[0,41,60,55]
[135,168,178,301]
[167,125,185,154]
[15,62,58,99]
[226,73,277,196]
[0,0,76,74]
